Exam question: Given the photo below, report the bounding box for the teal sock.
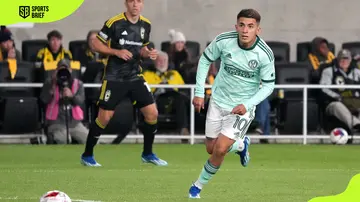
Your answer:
[194,160,220,189]
[227,140,243,153]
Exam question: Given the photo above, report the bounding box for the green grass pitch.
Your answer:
[0,144,359,202]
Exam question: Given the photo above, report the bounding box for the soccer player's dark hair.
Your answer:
[237,9,261,23]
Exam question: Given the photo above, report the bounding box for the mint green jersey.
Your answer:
[195,31,275,111]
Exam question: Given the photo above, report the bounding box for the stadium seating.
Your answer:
[342,42,360,55]
[155,92,177,126]
[160,41,201,58]
[21,39,48,62]
[0,97,40,134]
[0,61,36,97]
[279,99,318,134]
[296,42,336,62]
[69,40,87,61]
[266,41,290,62]
[0,61,40,134]
[275,62,310,99]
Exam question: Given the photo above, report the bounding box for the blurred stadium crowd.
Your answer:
[1,24,360,144]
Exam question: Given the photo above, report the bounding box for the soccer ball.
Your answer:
[330,128,349,145]
[40,190,71,202]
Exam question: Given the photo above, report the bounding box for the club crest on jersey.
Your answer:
[140,27,145,39]
[335,76,345,85]
[104,90,111,102]
[248,60,258,69]
[335,76,345,91]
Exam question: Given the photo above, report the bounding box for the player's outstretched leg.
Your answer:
[81,109,113,167]
[207,137,249,167]
[236,136,251,167]
[139,104,168,166]
[188,134,233,198]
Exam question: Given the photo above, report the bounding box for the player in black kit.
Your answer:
[81,0,168,166]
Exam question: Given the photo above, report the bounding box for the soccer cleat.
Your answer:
[236,136,250,167]
[141,153,168,166]
[188,184,201,199]
[81,155,101,167]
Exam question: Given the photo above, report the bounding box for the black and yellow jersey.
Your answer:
[97,12,151,81]
[36,45,72,63]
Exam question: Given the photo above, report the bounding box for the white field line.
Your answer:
[0,168,358,173]
[0,196,101,201]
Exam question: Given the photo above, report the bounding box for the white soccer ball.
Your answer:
[330,128,349,145]
[40,190,71,202]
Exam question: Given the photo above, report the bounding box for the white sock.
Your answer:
[238,140,245,152]
[194,180,203,189]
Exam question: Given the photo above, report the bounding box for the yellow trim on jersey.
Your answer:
[99,80,108,100]
[142,42,150,47]
[96,34,107,43]
[106,13,126,27]
[140,15,151,24]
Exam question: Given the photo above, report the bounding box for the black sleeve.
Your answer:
[143,24,151,47]
[97,20,115,43]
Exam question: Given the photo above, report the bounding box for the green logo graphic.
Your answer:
[19,6,30,19]
[309,174,360,202]
[0,0,84,25]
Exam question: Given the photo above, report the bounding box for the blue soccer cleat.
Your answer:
[81,155,101,167]
[236,136,250,167]
[141,153,168,166]
[188,184,201,199]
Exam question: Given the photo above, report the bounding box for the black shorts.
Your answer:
[97,79,154,110]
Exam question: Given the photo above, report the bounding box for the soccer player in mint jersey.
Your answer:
[188,9,275,198]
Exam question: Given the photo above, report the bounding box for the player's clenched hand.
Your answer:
[231,104,247,115]
[148,48,158,60]
[141,46,157,60]
[114,49,133,61]
[192,97,204,113]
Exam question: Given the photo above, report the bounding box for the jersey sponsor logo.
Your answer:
[99,31,108,40]
[248,60,258,69]
[119,38,143,46]
[224,64,256,78]
[140,27,145,39]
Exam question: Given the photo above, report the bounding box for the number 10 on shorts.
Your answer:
[232,112,254,139]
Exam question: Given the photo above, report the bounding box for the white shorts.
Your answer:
[205,99,256,141]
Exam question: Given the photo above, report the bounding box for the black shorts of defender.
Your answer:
[97,79,154,111]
